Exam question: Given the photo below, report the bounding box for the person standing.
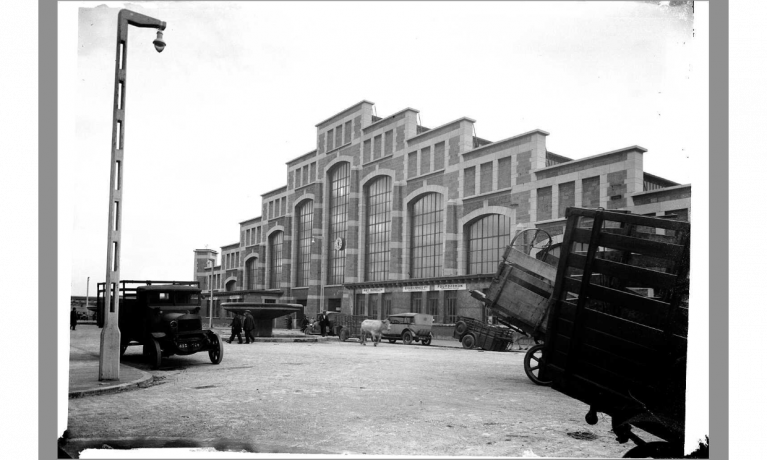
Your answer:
[319,311,329,337]
[70,307,78,331]
[228,312,243,344]
[243,310,256,344]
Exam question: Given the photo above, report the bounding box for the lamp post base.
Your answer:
[98,320,121,381]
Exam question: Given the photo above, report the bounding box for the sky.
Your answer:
[57,0,709,454]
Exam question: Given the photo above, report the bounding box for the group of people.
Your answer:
[300,312,331,337]
[227,310,257,344]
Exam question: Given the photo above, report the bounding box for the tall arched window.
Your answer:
[328,163,350,284]
[269,231,284,289]
[296,200,314,287]
[366,176,391,281]
[467,214,513,274]
[246,257,257,290]
[410,193,443,278]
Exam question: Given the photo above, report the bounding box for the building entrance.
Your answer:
[327,298,341,312]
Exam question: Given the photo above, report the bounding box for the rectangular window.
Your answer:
[269,201,274,220]
[444,290,457,323]
[281,197,286,216]
[433,142,445,170]
[355,293,366,316]
[303,165,309,185]
[408,151,418,178]
[537,186,552,221]
[480,161,493,194]
[257,227,262,244]
[310,162,316,182]
[363,139,372,163]
[335,124,343,148]
[236,252,240,268]
[410,292,423,314]
[498,157,512,189]
[327,128,334,151]
[382,293,392,318]
[373,134,382,160]
[427,291,439,316]
[558,181,575,218]
[295,169,301,188]
[582,176,601,208]
[241,231,245,245]
[368,295,379,319]
[464,167,476,197]
[344,120,352,144]
[420,146,431,175]
[384,130,393,156]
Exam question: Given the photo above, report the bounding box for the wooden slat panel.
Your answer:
[603,227,680,244]
[507,248,558,282]
[563,278,670,328]
[598,231,685,260]
[505,266,554,298]
[567,207,690,232]
[493,281,549,328]
[577,250,674,270]
[568,254,678,289]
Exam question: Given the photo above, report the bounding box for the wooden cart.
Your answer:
[453,316,515,351]
[541,208,691,458]
[469,228,558,385]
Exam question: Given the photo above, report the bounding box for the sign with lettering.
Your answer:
[403,285,430,292]
[435,284,466,291]
[361,288,385,294]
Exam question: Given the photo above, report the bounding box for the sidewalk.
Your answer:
[68,345,153,398]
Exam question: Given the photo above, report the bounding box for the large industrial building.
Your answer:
[193,100,691,325]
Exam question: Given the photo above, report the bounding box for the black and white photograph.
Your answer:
[57,1,709,458]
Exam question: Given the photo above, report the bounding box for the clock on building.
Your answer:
[334,237,345,251]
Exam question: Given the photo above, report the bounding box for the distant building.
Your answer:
[194,101,691,324]
[70,296,96,319]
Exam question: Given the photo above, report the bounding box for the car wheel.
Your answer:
[146,338,162,370]
[461,333,476,349]
[422,335,432,346]
[402,330,413,345]
[208,332,224,364]
[455,320,468,335]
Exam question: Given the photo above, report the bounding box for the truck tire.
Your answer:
[208,332,223,364]
[461,333,476,349]
[146,338,162,370]
[455,321,468,336]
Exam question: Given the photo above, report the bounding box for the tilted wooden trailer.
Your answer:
[541,208,691,458]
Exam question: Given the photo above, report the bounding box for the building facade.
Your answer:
[194,100,691,325]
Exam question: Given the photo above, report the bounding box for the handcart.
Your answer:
[469,228,558,385]
[453,316,515,351]
[541,207,691,458]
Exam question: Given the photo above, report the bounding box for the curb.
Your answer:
[69,366,154,399]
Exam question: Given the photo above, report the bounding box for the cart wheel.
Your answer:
[422,335,432,346]
[622,441,683,458]
[338,328,349,342]
[461,333,476,349]
[402,330,413,345]
[388,339,397,344]
[455,321,468,335]
[524,344,552,386]
[511,228,553,257]
[208,332,223,364]
[145,338,162,370]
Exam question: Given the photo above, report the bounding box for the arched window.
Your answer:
[269,231,284,289]
[467,214,513,274]
[366,176,391,281]
[328,163,350,284]
[410,193,443,278]
[246,257,257,290]
[296,200,314,287]
[225,279,236,292]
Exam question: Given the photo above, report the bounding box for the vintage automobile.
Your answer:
[381,313,434,345]
[97,280,223,369]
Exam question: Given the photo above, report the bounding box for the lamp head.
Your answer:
[153,30,166,53]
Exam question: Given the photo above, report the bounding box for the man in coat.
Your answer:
[243,310,256,344]
[70,307,78,331]
[228,312,243,344]
[319,311,330,337]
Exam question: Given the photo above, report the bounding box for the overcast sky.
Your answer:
[59,0,707,452]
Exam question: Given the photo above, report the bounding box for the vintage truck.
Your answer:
[97,280,223,369]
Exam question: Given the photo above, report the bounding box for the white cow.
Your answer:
[359,319,391,346]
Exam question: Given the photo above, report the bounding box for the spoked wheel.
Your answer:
[524,344,552,386]
[622,441,683,458]
[145,338,162,370]
[461,333,476,349]
[208,332,224,364]
[402,330,413,345]
[510,228,553,258]
[421,335,432,346]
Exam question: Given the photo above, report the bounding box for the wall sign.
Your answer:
[435,284,466,291]
[403,285,430,292]
[361,288,385,294]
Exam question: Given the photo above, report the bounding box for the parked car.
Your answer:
[381,313,433,345]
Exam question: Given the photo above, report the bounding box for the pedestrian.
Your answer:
[228,312,243,344]
[70,307,78,331]
[243,310,256,344]
[319,311,330,337]
[300,316,310,334]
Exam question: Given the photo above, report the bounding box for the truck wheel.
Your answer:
[208,332,223,364]
[421,335,432,346]
[461,333,476,349]
[455,321,468,335]
[402,330,413,345]
[146,338,162,370]
[339,328,349,342]
[524,344,552,386]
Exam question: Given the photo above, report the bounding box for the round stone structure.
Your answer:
[222,302,304,337]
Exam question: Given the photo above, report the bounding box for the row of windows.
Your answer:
[464,156,513,197]
[244,226,262,247]
[206,273,222,290]
[325,120,352,152]
[537,176,601,220]
[353,291,458,323]
[266,196,287,221]
[292,161,317,189]
[407,140,446,179]
[224,252,240,270]
[362,129,395,163]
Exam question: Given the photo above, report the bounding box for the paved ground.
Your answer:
[63,324,656,458]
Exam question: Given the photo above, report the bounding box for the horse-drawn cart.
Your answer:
[469,228,558,385]
[541,208,691,458]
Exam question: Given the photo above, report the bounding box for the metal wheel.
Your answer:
[622,441,683,458]
[454,320,468,335]
[388,339,397,344]
[421,335,432,346]
[524,344,552,386]
[145,338,162,370]
[338,328,349,342]
[510,228,553,258]
[461,333,476,349]
[402,330,413,345]
[208,332,223,364]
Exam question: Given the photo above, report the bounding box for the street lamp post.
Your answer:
[99,9,167,381]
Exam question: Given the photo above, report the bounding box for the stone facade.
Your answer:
[193,101,692,325]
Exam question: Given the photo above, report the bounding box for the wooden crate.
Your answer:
[542,208,690,444]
